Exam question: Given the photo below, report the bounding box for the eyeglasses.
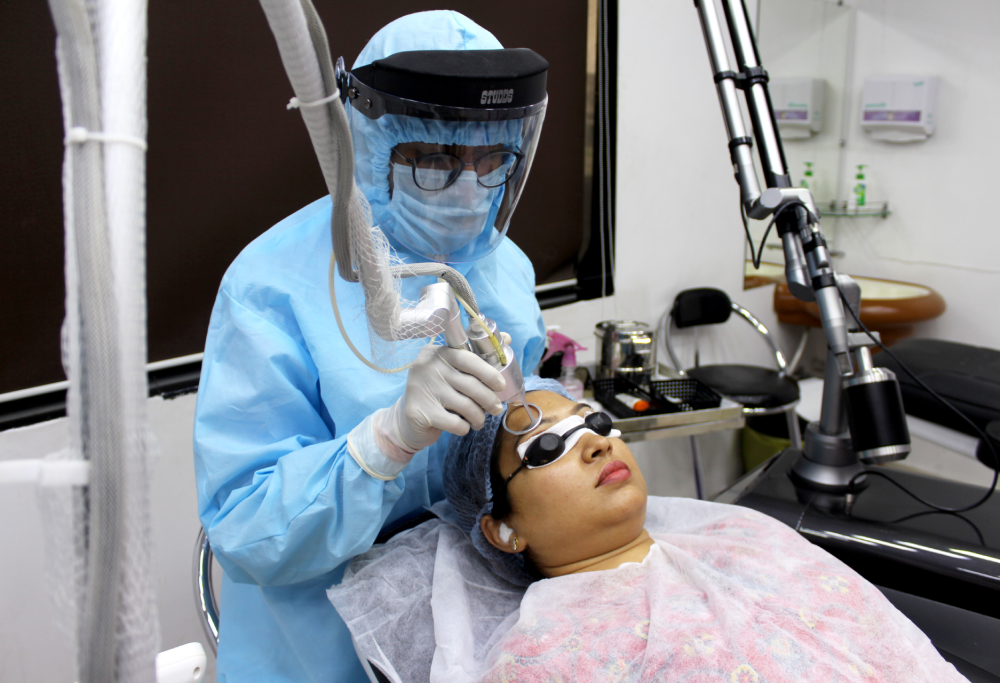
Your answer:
[505,412,616,484]
[392,147,524,191]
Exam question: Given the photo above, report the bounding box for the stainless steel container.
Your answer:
[595,321,657,383]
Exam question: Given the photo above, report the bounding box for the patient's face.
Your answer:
[491,391,648,574]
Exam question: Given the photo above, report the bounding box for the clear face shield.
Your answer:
[338,49,548,264]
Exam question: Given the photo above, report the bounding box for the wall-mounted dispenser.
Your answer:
[771,78,825,140]
[860,76,938,142]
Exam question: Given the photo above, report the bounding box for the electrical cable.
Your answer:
[838,285,999,513]
[328,253,411,374]
[600,0,617,319]
[740,200,755,265]
[888,509,985,547]
[596,0,611,316]
[456,294,507,366]
[742,199,807,270]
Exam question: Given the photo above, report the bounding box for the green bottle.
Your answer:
[801,161,814,190]
[853,164,867,208]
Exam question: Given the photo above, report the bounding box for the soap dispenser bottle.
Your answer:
[542,331,586,400]
[852,164,868,209]
[801,161,814,190]
[801,161,820,202]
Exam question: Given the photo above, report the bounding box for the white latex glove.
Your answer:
[347,342,507,480]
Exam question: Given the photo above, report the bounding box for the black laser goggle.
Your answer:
[506,412,617,484]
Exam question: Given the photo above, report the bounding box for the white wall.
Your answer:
[545,0,777,372]
[552,0,1000,370]
[757,0,852,207]
[832,0,1000,347]
[0,394,216,683]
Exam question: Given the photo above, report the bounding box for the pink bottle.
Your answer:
[543,331,587,400]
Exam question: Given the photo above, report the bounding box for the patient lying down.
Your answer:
[329,379,968,683]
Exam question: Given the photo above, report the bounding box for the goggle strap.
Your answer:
[505,459,529,485]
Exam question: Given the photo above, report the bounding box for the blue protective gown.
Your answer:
[193,195,546,682]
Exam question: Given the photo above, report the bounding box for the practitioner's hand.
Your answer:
[381,343,506,459]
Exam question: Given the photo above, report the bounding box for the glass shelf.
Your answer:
[818,201,891,219]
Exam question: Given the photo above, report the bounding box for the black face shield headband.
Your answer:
[336,48,549,121]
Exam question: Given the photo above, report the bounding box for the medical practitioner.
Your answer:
[193,10,549,682]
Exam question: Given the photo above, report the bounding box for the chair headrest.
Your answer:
[672,288,732,328]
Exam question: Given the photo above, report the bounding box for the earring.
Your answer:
[512,535,518,552]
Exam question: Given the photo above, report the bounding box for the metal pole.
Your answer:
[720,0,789,187]
[694,0,762,211]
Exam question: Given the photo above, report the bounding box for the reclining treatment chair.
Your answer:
[877,338,1000,473]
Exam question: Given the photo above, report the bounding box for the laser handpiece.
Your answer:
[464,315,542,435]
[423,281,541,435]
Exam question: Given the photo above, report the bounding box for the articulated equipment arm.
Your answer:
[693,0,911,493]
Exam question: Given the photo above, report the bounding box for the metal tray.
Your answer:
[609,396,744,443]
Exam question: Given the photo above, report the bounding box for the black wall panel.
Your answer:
[0,2,589,394]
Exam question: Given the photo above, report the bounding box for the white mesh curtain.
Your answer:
[41,0,160,680]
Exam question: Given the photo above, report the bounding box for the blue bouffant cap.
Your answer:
[348,11,523,263]
[442,375,571,586]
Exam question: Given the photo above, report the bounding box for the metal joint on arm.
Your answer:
[713,65,769,91]
[727,136,753,153]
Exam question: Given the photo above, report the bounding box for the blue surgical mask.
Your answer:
[385,165,504,261]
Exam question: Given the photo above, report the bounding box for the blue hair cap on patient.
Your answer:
[443,375,571,586]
